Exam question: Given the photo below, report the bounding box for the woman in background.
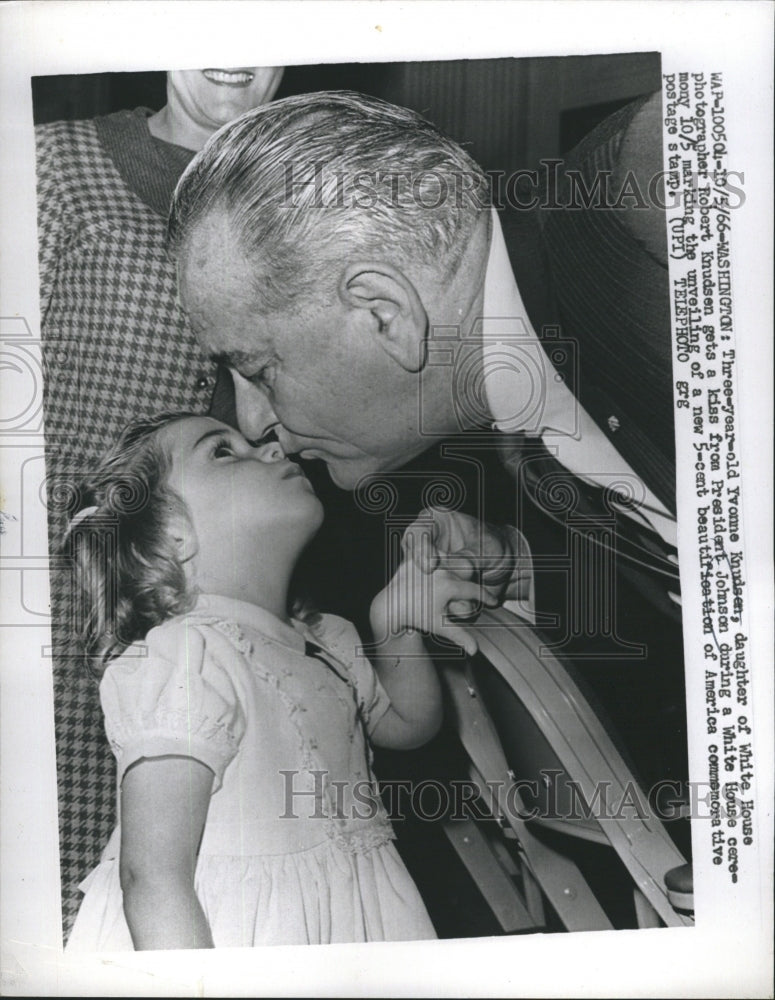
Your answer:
[36,66,284,497]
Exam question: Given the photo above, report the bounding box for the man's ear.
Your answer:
[339,262,428,372]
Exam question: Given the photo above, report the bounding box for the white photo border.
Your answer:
[1,2,772,996]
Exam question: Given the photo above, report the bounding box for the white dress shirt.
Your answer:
[481,208,678,551]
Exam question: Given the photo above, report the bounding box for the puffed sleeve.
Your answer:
[310,614,392,735]
[100,620,246,791]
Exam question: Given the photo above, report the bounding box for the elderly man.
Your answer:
[167,90,687,804]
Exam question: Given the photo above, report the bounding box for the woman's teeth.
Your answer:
[202,69,255,86]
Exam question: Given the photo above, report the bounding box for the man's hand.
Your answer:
[401,507,532,617]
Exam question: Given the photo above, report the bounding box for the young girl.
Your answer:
[65,412,491,951]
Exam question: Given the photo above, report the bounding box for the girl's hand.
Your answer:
[401,507,532,615]
[370,542,497,657]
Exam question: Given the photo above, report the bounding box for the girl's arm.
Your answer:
[368,557,495,751]
[120,755,214,950]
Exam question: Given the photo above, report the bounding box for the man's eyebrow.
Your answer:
[209,350,259,370]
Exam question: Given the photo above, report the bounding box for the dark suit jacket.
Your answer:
[502,91,676,515]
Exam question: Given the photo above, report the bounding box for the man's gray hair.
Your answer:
[167,90,491,312]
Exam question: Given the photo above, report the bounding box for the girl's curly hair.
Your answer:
[64,412,197,674]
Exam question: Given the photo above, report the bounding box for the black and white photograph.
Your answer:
[1,2,772,996]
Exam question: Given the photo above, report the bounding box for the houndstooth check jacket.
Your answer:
[35,110,218,938]
[36,111,218,537]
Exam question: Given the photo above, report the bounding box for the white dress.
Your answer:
[66,594,437,950]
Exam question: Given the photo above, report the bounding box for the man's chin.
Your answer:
[327,463,369,492]
[324,456,385,493]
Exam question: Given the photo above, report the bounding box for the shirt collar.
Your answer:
[481,208,579,438]
[192,592,308,652]
[480,211,677,544]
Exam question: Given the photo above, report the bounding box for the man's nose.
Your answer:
[232,371,279,443]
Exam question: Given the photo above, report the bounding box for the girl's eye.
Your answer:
[212,438,235,459]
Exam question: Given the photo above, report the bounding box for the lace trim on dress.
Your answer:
[304,620,378,767]
[194,616,254,659]
[193,615,320,782]
[189,614,395,854]
[326,815,396,854]
[107,707,239,760]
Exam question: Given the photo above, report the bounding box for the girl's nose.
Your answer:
[256,439,285,462]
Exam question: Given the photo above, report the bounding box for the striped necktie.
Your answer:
[499,433,681,622]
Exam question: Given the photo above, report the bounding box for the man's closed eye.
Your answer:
[248,363,276,391]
